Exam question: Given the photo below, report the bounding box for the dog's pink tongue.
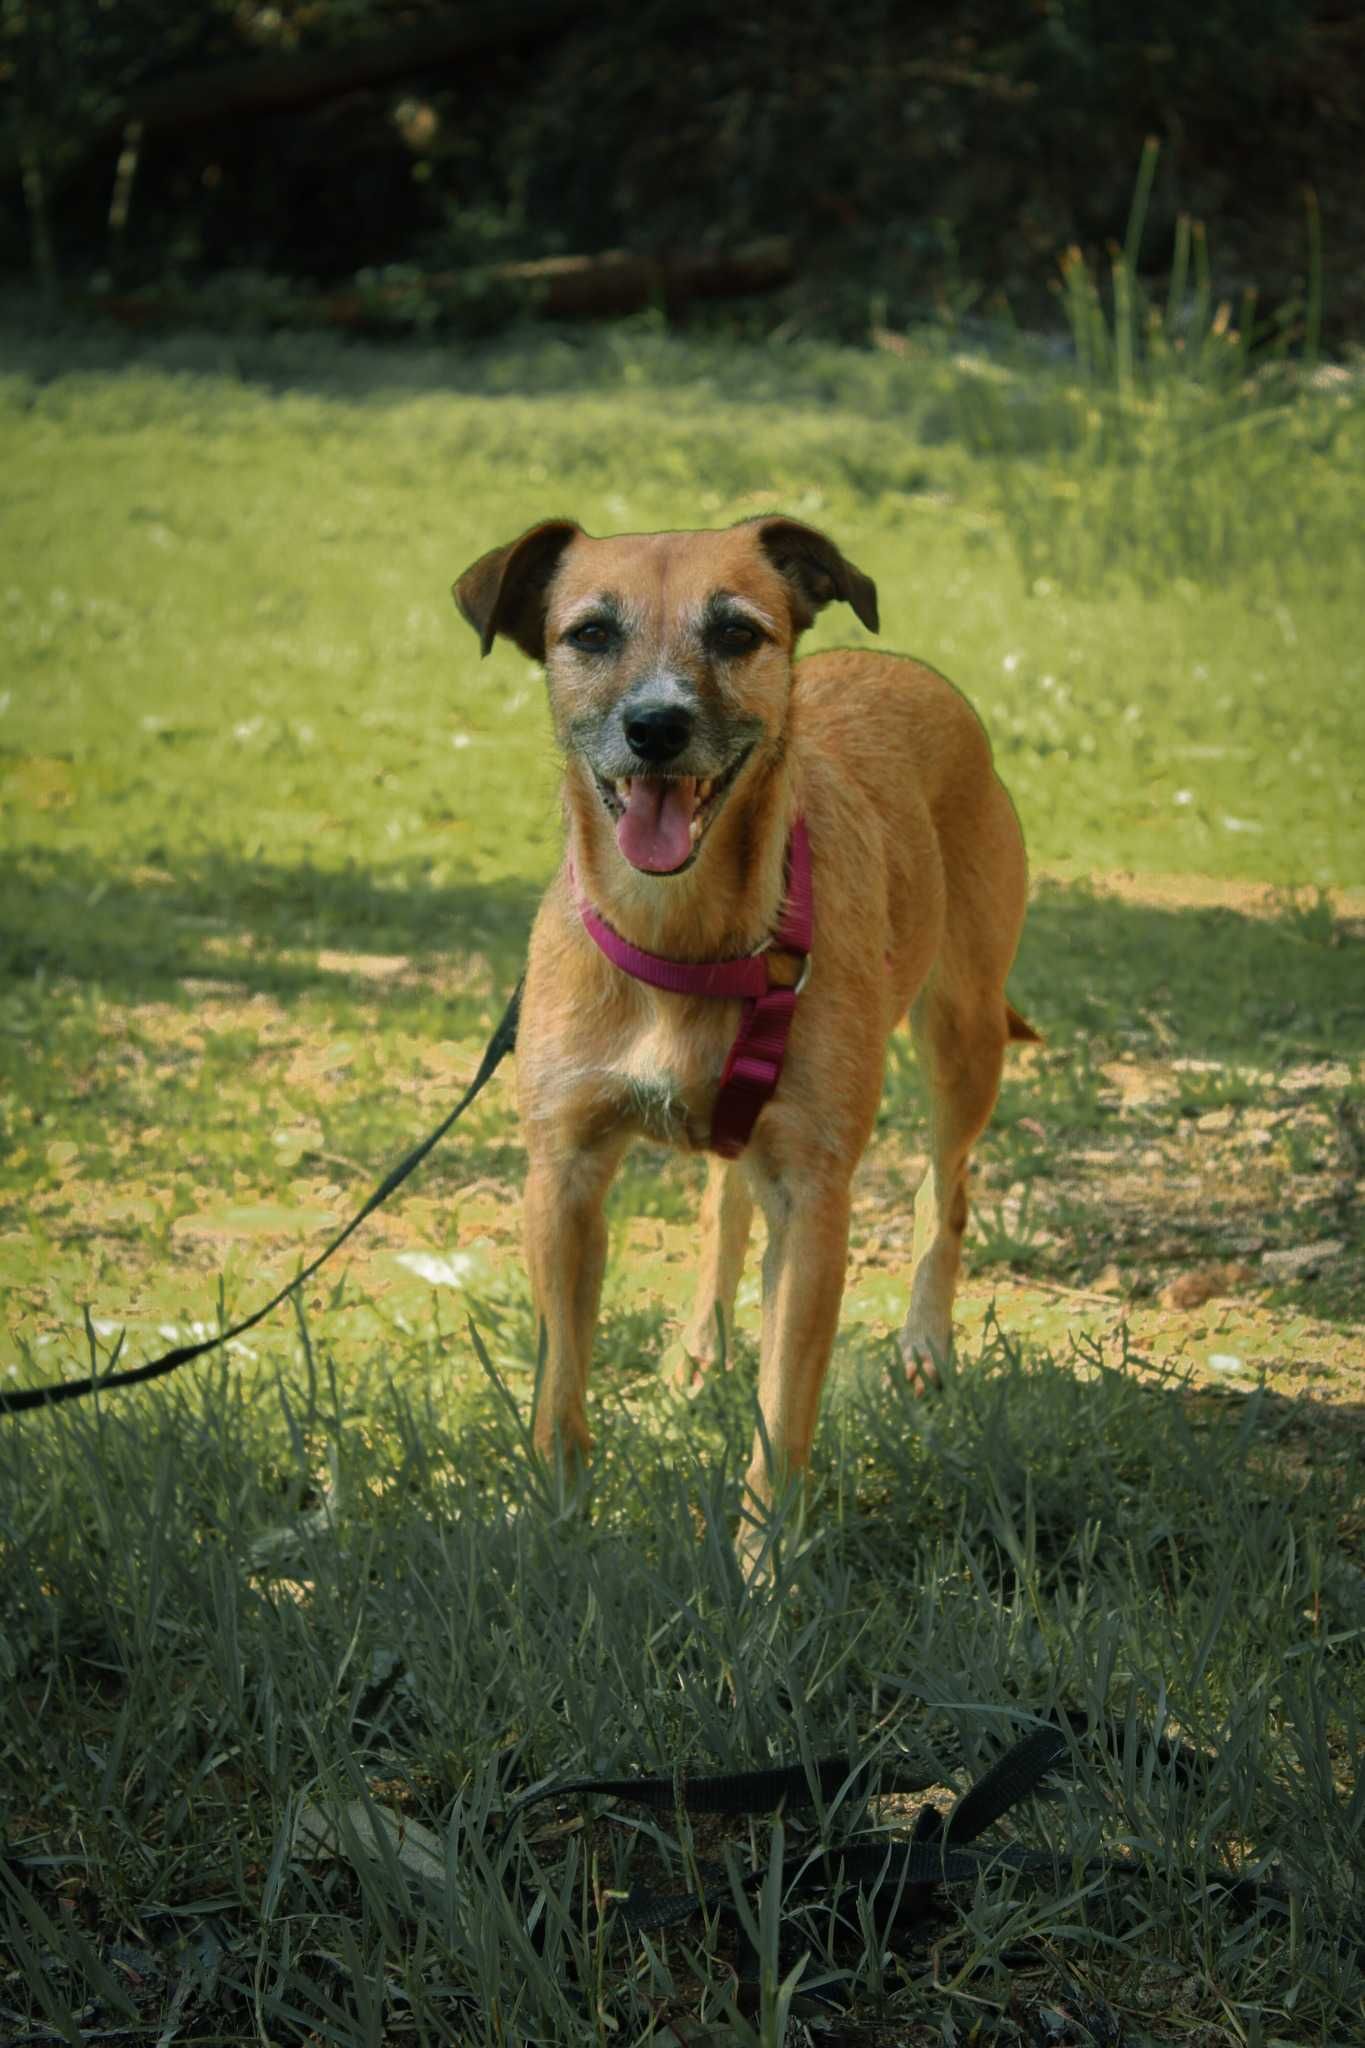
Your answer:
[616,777,698,873]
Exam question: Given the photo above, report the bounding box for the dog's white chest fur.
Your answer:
[611,1013,728,1146]
[521,999,733,1151]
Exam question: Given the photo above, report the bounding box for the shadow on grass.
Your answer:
[0,846,538,1018]
[5,856,1363,1065]
[1,312,946,418]
[5,1318,1361,2046]
[1011,880,1365,1064]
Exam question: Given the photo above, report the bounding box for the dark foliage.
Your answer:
[2,0,1363,332]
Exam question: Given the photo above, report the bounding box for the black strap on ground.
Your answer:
[502,1716,1296,1949]
[500,1713,1201,1849]
[0,982,522,1416]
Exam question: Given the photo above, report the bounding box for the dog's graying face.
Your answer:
[454,518,878,876]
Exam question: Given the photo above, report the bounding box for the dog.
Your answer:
[454,517,1034,1560]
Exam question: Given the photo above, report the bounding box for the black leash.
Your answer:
[501,1716,1301,1956]
[0,983,522,1416]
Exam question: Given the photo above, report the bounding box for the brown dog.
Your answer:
[454,517,1032,1558]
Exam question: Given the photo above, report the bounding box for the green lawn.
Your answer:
[1,315,1362,2043]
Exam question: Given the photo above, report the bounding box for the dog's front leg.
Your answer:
[740,1164,852,1560]
[523,1131,626,1470]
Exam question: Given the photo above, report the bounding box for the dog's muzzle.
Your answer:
[593,745,754,876]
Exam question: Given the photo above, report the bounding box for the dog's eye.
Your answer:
[715,621,760,655]
[567,620,615,652]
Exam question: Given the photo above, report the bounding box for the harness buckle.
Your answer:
[765,948,811,995]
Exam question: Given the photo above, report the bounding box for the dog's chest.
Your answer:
[608,1010,729,1147]
[521,975,740,1149]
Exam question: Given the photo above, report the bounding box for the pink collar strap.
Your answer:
[576,817,813,1158]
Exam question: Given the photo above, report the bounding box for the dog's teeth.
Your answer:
[698,779,714,803]
[689,813,703,843]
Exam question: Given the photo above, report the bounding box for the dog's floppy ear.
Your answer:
[453,519,582,660]
[753,517,879,636]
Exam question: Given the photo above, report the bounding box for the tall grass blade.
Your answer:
[1122,135,1161,278]
[1303,184,1323,366]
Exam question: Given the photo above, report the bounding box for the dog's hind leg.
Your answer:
[899,985,1010,1388]
[678,1156,754,1382]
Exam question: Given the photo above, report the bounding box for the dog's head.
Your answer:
[453,518,878,877]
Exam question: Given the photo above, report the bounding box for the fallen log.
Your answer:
[490,240,795,317]
[93,238,798,332]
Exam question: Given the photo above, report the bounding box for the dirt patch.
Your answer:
[1037,865,1365,922]
[4,884,1362,1431]
[851,1037,1365,1414]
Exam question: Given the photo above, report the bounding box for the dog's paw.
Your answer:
[662,1336,709,1396]
[897,1323,949,1395]
[667,1311,733,1395]
[733,1517,776,1587]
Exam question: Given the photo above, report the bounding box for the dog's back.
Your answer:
[789,647,1029,1017]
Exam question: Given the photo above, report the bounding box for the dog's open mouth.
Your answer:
[594,748,751,875]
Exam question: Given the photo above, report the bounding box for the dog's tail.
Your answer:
[1006,1002,1042,1045]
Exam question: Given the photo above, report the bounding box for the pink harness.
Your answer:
[576,818,813,1159]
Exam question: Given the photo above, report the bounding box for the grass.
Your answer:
[4,1331,1363,2043]
[1,294,1363,2043]
[953,159,1347,609]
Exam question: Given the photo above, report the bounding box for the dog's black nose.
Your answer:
[625,703,693,764]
